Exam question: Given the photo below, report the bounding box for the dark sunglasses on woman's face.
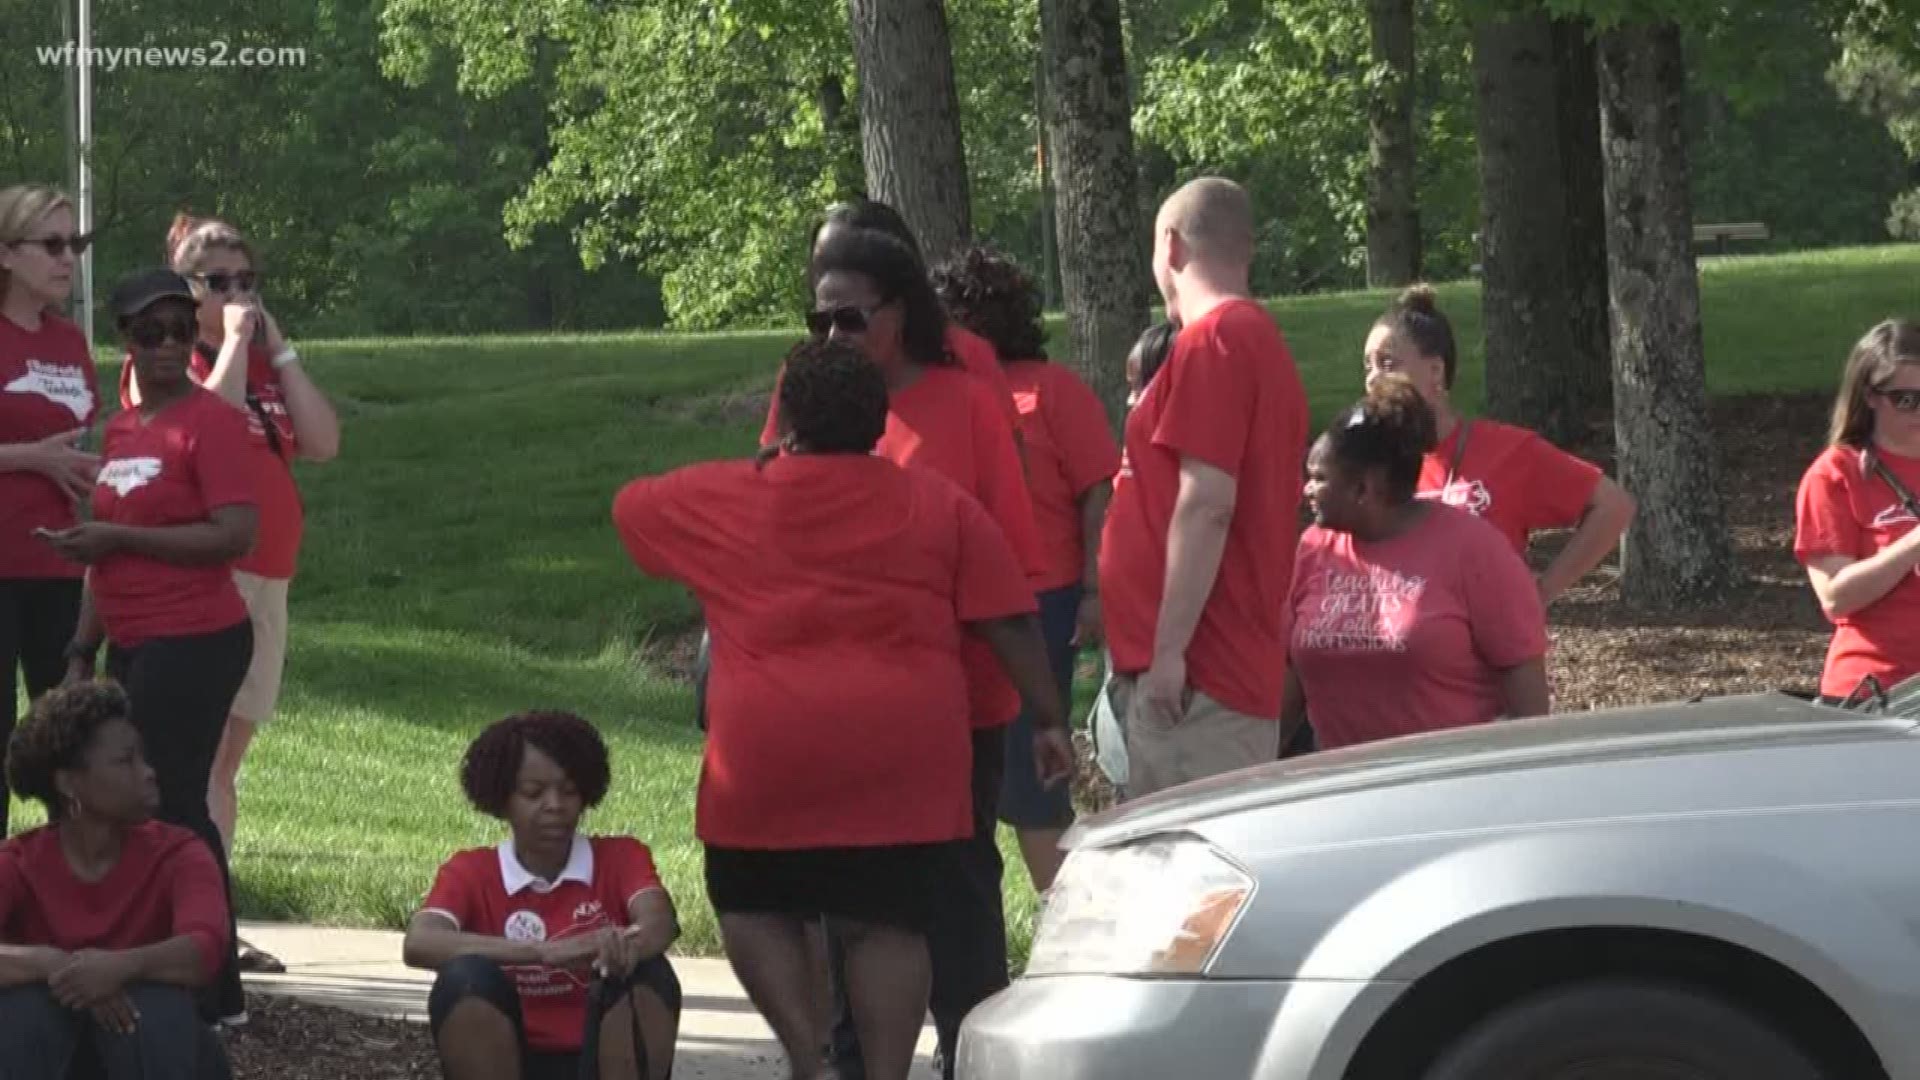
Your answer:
[11,233,90,258]
[193,271,258,295]
[807,305,870,337]
[126,313,197,349]
[1874,387,1920,413]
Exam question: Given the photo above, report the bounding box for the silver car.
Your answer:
[959,692,1920,1079]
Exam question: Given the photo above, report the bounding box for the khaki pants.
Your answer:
[1109,674,1280,800]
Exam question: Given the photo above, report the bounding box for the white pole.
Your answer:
[76,0,93,353]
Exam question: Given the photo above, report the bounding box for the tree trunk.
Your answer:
[1473,11,1579,446]
[1554,17,1612,428]
[847,0,972,265]
[1597,21,1739,605]
[1041,0,1148,420]
[1366,0,1421,287]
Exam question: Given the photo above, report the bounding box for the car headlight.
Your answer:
[1026,834,1255,977]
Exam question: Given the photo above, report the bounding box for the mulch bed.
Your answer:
[243,393,1838,1077]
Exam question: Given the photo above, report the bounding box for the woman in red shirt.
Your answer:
[932,246,1119,893]
[1795,320,1920,703]
[45,268,257,1025]
[0,184,100,836]
[615,339,1068,1080]
[1281,377,1551,751]
[1362,285,1635,603]
[0,680,230,1080]
[405,711,682,1080]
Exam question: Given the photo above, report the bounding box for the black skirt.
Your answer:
[704,841,962,934]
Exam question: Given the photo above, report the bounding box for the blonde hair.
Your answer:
[166,211,257,275]
[0,184,75,304]
[1830,319,1920,449]
[1157,177,1255,265]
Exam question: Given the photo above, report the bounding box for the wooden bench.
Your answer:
[1692,221,1769,255]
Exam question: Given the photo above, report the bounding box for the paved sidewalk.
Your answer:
[238,922,939,1079]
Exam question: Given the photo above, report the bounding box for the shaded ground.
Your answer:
[243,393,1836,1076]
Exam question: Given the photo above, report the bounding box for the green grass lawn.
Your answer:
[10,243,1919,960]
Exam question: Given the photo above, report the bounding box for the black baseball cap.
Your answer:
[108,268,195,321]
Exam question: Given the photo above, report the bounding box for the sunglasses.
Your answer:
[806,305,873,337]
[1873,387,1920,413]
[10,233,90,258]
[192,271,258,294]
[126,312,197,349]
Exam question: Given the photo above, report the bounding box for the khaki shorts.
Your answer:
[1109,674,1280,800]
[229,571,291,725]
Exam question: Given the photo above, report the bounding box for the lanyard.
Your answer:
[1866,449,1920,518]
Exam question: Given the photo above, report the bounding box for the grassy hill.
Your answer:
[11,242,1919,958]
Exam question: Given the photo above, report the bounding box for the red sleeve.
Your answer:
[950,327,1020,433]
[1522,433,1604,532]
[967,382,1045,577]
[613,473,697,583]
[1046,366,1121,496]
[604,838,667,916]
[1795,451,1865,563]
[166,839,232,981]
[760,365,785,449]
[116,354,134,411]
[191,396,257,511]
[1460,514,1550,668]
[952,484,1040,623]
[420,854,481,930]
[1151,321,1253,477]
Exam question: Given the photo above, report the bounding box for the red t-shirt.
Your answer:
[0,821,229,981]
[759,325,1020,447]
[120,344,304,579]
[91,389,255,648]
[882,365,1044,727]
[1418,419,1603,553]
[0,313,98,580]
[1794,444,1920,698]
[1289,505,1548,750]
[614,453,1034,848]
[1006,360,1120,592]
[1098,299,1310,718]
[419,837,666,1053]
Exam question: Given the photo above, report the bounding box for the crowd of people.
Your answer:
[1,165,1916,1080]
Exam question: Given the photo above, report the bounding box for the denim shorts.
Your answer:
[999,584,1083,829]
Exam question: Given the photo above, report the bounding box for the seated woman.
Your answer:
[403,711,682,1080]
[614,338,1070,1080]
[1795,319,1920,703]
[0,680,229,1080]
[1363,285,1634,603]
[1282,377,1551,751]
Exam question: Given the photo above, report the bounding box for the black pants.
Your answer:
[427,953,683,1080]
[0,982,230,1080]
[0,577,81,837]
[107,620,252,1023]
[828,726,1009,1080]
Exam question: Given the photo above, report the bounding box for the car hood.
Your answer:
[1070,692,1916,849]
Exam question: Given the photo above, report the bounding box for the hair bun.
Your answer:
[1362,373,1439,454]
[164,211,202,261]
[1396,283,1440,315]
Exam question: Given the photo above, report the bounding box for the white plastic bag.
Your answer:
[1091,655,1129,789]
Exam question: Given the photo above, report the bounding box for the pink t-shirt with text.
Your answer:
[1288,504,1547,750]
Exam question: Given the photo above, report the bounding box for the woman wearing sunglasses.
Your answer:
[0,184,101,837]
[45,268,258,1026]
[1796,320,1920,704]
[806,226,1053,1080]
[120,215,339,976]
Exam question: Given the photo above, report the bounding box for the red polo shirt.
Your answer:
[420,836,666,1053]
[1418,418,1602,554]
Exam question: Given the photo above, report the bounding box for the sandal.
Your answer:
[236,939,285,974]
